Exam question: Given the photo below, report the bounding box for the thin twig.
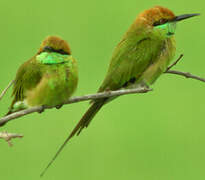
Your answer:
[0,80,14,101]
[164,54,205,83]
[166,70,205,83]
[166,54,184,71]
[0,131,23,146]
[1,55,205,128]
[0,87,151,126]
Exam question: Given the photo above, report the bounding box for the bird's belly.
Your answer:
[26,68,75,107]
[141,37,176,85]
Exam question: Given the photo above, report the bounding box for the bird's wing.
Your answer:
[10,57,43,108]
[98,34,163,92]
[39,29,166,177]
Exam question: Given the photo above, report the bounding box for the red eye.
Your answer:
[153,18,168,26]
[160,19,168,24]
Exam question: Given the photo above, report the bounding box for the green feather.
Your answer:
[36,52,73,65]
[8,52,78,113]
[154,22,177,36]
[99,24,175,92]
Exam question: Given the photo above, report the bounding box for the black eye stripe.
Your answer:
[43,46,69,55]
[55,49,69,55]
[153,18,169,26]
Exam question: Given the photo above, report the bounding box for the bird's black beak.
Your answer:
[172,13,200,22]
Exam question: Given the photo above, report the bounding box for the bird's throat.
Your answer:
[36,52,71,65]
[154,22,176,37]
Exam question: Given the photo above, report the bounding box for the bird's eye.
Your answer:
[153,18,168,26]
[43,46,53,52]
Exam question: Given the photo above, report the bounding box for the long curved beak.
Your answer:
[172,13,200,22]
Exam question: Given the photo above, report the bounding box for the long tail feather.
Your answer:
[40,99,106,177]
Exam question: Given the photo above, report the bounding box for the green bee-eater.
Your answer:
[41,6,199,175]
[6,36,78,117]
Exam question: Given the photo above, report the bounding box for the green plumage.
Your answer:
[99,29,175,91]
[7,37,78,114]
[50,7,179,148]
[75,20,176,136]
[41,7,200,176]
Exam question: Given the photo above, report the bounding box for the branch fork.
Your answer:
[0,54,205,145]
[0,132,23,146]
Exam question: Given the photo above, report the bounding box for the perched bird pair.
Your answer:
[5,6,199,176]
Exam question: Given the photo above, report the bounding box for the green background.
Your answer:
[0,0,205,179]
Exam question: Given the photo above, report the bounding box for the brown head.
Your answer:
[38,36,71,55]
[137,6,199,27]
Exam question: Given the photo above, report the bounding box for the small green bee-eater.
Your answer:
[6,36,78,116]
[41,6,199,175]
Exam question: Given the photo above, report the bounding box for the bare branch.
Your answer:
[0,80,14,101]
[1,55,205,128]
[0,87,151,126]
[163,54,205,83]
[166,54,184,71]
[165,70,205,83]
[0,131,23,146]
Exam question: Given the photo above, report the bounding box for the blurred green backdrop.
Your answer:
[0,0,205,179]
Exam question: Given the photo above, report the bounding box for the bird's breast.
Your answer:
[26,62,78,107]
[141,36,176,85]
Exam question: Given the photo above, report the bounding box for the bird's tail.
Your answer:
[75,99,107,135]
[40,99,107,177]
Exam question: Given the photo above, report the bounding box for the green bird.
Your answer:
[41,6,199,176]
[6,36,78,117]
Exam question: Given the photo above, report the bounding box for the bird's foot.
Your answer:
[140,81,150,89]
[56,104,63,109]
[38,105,45,114]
